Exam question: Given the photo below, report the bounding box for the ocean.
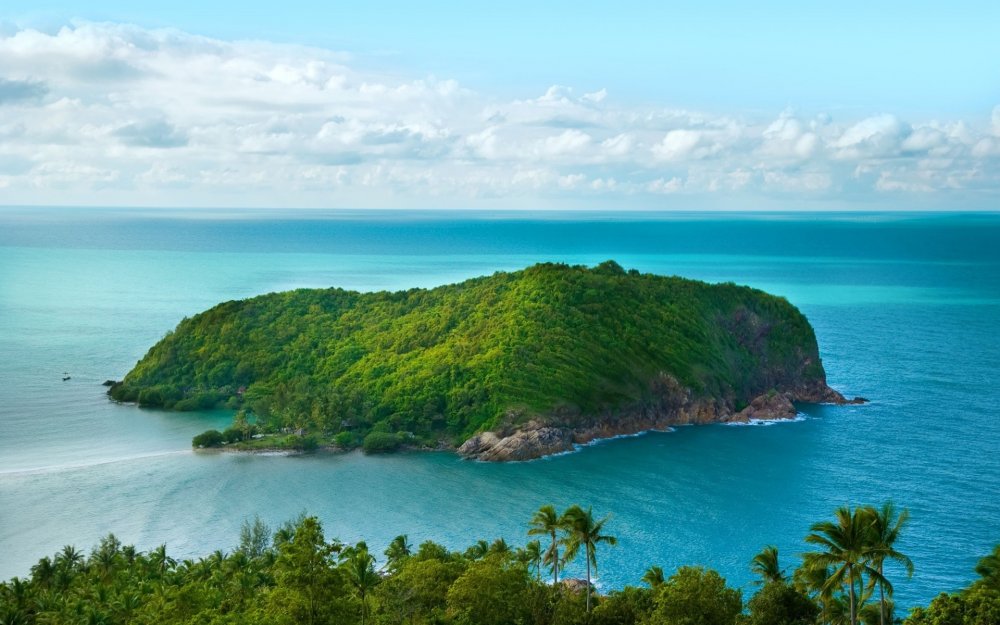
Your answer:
[1,208,998,610]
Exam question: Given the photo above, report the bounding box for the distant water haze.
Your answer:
[0,209,998,610]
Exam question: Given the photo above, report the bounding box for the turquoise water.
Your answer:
[1,209,998,610]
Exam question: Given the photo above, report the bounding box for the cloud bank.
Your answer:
[0,22,997,209]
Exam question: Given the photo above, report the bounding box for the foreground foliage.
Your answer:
[107,261,827,449]
[903,545,1000,625]
[1,502,995,625]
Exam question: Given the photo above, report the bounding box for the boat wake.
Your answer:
[0,450,192,478]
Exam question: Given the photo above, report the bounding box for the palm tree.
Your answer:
[121,545,137,565]
[56,545,84,572]
[344,543,379,625]
[383,534,412,571]
[641,565,664,589]
[112,593,143,624]
[804,505,882,625]
[92,548,118,585]
[561,504,617,612]
[528,504,566,584]
[464,540,490,560]
[30,557,55,589]
[489,538,511,556]
[795,554,837,625]
[865,502,913,625]
[233,409,252,442]
[522,540,543,581]
[797,554,863,625]
[751,545,784,584]
[149,544,176,579]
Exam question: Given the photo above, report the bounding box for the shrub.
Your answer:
[295,435,319,452]
[222,427,243,444]
[192,429,224,448]
[653,566,742,625]
[137,387,165,407]
[174,392,220,411]
[107,382,137,402]
[334,431,358,449]
[592,586,655,625]
[363,431,402,454]
[446,555,532,625]
[747,581,818,625]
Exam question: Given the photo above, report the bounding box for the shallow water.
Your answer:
[1,209,998,609]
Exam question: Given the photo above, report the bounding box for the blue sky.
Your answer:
[1,1,998,209]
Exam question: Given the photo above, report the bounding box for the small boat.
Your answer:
[62,375,71,381]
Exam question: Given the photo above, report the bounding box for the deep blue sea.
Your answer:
[1,208,998,612]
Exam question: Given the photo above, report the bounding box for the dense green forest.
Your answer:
[2,503,997,625]
[109,261,828,450]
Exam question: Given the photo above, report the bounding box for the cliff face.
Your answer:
[458,375,866,462]
[109,261,859,457]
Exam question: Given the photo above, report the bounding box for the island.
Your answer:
[107,261,863,460]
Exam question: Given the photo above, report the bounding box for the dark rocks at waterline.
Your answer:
[458,377,867,462]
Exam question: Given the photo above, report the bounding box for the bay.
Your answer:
[1,208,998,610]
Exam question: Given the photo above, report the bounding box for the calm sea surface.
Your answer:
[1,208,998,610]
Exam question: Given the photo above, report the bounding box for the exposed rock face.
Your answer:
[560,578,592,594]
[458,374,867,462]
[724,392,797,424]
[456,422,574,462]
[791,380,867,405]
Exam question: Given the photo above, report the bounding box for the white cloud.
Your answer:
[875,171,934,193]
[759,112,819,160]
[558,173,586,189]
[590,177,617,191]
[971,138,1000,158]
[762,170,832,192]
[901,126,947,153]
[831,114,910,160]
[537,85,574,105]
[599,133,632,157]
[538,129,591,156]
[652,129,702,161]
[0,21,997,208]
[647,177,683,193]
[651,122,741,163]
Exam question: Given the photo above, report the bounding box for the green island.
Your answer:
[108,261,862,460]
[2,502,997,625]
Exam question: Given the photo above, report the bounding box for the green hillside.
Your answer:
[108,261,826,447]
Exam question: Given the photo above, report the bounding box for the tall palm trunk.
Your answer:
[857,572,865,625]
[551,530,559,585]
[585,552,592,612]
[878,562,886,625]
[847,563,856,625]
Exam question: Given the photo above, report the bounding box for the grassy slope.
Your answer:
[110,261,825,444]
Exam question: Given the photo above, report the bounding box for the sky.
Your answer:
[1,1,998,210]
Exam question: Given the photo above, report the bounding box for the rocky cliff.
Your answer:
[457,375,866,462]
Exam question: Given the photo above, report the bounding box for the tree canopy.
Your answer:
[1,502,994,625]
[110,261,827,447]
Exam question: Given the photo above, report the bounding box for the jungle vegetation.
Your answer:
[2,502,997,625]
[107,261,827,450]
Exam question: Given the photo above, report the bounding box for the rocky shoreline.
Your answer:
[457,376,866,462]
